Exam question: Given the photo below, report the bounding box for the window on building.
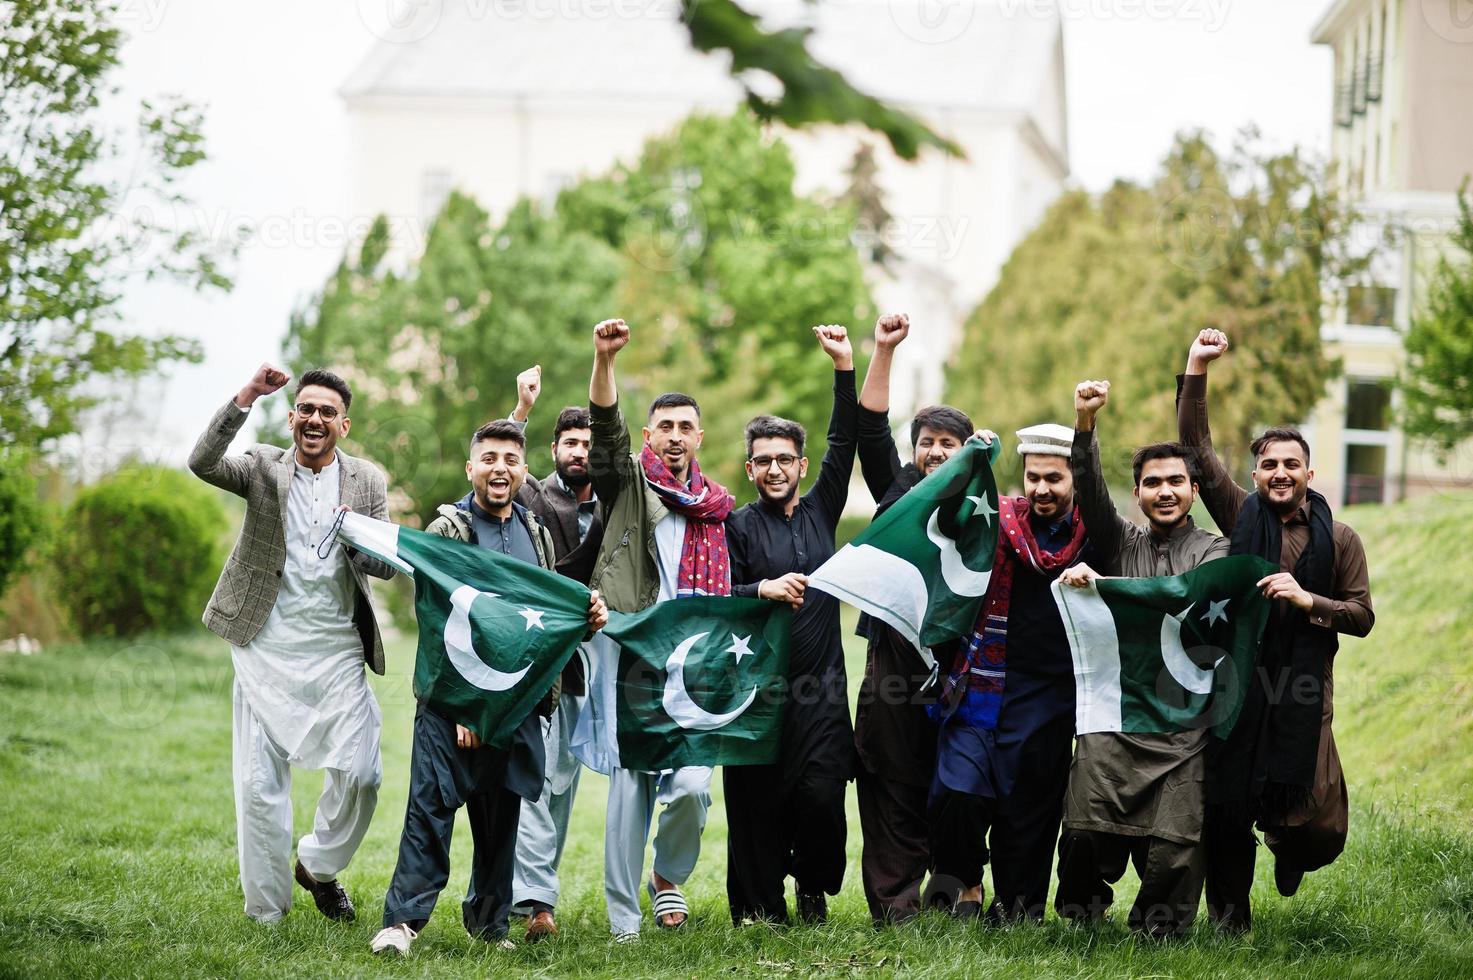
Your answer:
[1345,284,1397,327]
[1345,443,1387,505]
[1346,378,1392,432]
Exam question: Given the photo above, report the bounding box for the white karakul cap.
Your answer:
[1015,423,1074,457]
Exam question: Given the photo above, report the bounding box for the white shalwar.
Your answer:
[230,457,382,923]
[575,510,713,936]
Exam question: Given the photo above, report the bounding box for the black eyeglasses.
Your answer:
[295,403,340,421]
[750,454,799,470]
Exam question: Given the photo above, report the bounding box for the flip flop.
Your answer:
[647,878,690,929]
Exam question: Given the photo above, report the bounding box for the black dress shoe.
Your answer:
[1274,860,1305,898]
[295,861,356,921]
[797,892,828,925]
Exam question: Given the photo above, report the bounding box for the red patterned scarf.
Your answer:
[939,496,1088,726]
[640,445,734,597]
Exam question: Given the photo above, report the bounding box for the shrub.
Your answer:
[0,452,41,600]
[51,465,227,637]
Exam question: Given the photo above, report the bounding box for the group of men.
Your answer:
[190,316,1373,953]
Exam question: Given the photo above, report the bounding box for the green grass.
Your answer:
[2,492,1472,976]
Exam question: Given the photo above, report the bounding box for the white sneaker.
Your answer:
[370,923,417,955]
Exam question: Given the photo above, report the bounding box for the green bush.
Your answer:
[0,452,41,601]
[50,465,227,637]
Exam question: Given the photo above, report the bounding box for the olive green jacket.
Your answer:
[586,400,668,613]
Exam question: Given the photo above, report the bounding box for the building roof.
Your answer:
[1310,0,1370,44]
[341,0,1065,146]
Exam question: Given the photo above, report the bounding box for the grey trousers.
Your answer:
[604,765,711,935]
[512,693,583,912]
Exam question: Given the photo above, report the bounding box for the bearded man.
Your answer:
[1178,329,1374,933]
[1052,378,1228,937]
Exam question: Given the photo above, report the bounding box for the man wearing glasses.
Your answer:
[189,364,396,924]
[722,322,872,925]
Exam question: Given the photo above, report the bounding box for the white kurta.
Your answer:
[231,457,377,772]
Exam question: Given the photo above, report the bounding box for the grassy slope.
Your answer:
[0,492,1470,977]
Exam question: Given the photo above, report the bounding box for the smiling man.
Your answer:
[188,364,396,925]
[928,422,1091,925]
[722,323,860,926]
[1052,378,1229,938]
[371,420,607,956]
[576,317,736,940]
[1178,329,1374,933]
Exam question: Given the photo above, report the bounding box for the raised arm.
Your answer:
[1177,328,1249,532]
[809,324,858,522]
[189,362,289,498]
[1072,379,1130,568]
[587,319,635,511]
[858,314,908,501]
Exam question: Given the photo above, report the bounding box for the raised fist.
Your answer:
[593,318,630,355]
[241,363,290,404]
[812,323,853,368]
[1075,379,1110,416]
[1188,328,1229,369]
[516,364,542,411]
[875,313,910,349]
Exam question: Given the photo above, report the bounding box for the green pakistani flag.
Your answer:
[807,439,1000,664]
[1052,555,1277,739]
[603,597,792,771]
[336,511,589,748]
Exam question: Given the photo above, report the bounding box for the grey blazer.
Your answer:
[188,400,397,674]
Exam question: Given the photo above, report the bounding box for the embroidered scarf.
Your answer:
[1213,487,1337,821]
[938,496,1088,727]
[640,445,735,597]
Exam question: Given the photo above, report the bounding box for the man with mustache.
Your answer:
[928,421,1090,924]
[576,317,736,940]
[506,368,603,942]
[721,323,861,926]
[848,313,990,925]
[1177,329,1374,933]
[189,365,396,925]
[1052,379,1228,938]
[371,420,607,956]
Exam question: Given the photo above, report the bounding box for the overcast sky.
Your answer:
[94,0,1334,469]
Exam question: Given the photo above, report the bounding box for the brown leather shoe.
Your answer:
[525,909,558,942]
[295,861,355,921]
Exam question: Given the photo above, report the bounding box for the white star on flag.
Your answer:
[726,633,755,664]
[967,495,997,525]
[1201,598,1230,627]
[518,607,546,631]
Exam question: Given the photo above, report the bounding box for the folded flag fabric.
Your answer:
[601,596,792,771]
[807,439,1000,665]
[1052,554,1277,738]
[335,511,589,748]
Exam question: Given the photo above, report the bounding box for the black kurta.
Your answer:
[723,369,857,922]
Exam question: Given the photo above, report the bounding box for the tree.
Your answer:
[678,0,960,161]
[0,0,235,451]
[284,199,624,525]
[1399,179,1473,455]
[946,130,1373,489]
[556,110,876,492]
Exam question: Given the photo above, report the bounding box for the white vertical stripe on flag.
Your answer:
[336,511,414,577]
[808,543,935,668]
[1052,579,1123,734]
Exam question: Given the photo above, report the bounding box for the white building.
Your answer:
[1309,0,1473,504]
[339,0,1069,414]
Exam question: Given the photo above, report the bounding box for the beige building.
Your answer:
[338,0,1069,416]
[1309,0,1473,504]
